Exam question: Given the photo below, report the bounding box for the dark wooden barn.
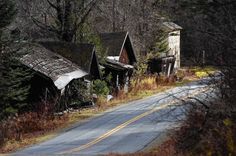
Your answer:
[99,32,137,91]
[147,56,176,76]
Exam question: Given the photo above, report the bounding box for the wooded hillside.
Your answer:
[0,0,235,155]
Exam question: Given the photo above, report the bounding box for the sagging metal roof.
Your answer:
[20,43,88,90]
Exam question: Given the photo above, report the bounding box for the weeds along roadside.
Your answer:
[0,67,217,153]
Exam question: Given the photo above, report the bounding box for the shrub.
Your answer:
[176,70,185,80]
[130,75,175,93]
[188,66,217,78]
[195,71,208,78]
[92,80,110,96]
[130,76,158,93]
[68,79,92,107]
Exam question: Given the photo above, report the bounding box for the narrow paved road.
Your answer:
[13,79,216,155]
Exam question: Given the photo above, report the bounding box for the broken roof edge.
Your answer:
[54,70,88,90]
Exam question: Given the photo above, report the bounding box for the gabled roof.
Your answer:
[100,32,128,56]
[20,43,88,90]
[39,42,96,74]
[163,22,183,31]
[100,31,137,64]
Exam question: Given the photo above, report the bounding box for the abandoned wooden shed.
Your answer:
[20,42,101,104]
[20,43,88,103]
[99,32,137,91]
[162,22,182,69]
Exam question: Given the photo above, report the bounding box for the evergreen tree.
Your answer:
[153,33,169,57]
[0,0,32,119]
[147,29,169,59]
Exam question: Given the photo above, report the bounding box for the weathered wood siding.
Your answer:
[119,47,130,64]
[168,30,181,68]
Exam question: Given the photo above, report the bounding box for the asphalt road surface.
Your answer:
[13,78,216,155]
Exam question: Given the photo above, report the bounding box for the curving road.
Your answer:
[13,78,216,155]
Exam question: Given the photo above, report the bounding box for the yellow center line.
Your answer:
[59,87,210,154]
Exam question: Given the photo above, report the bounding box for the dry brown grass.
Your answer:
[96,75,176,109]
[131,75,175,92]
[0,107,103,154]
[0,112,68,153]
[67,108,101,124]
[1,133,56,154]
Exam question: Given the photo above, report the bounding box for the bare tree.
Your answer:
[90,0,165,55]
[18,0,97,42]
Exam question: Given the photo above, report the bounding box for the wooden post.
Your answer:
[167,63,172,77]
[202,50,206,66]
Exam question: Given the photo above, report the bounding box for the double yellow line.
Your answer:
[59,87,210,154]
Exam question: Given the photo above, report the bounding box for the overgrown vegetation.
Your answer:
[176,66,217,81]
[173,103,236,156]
[96,75,178,109]
[92,79,110,96]
[0,110,68,151]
